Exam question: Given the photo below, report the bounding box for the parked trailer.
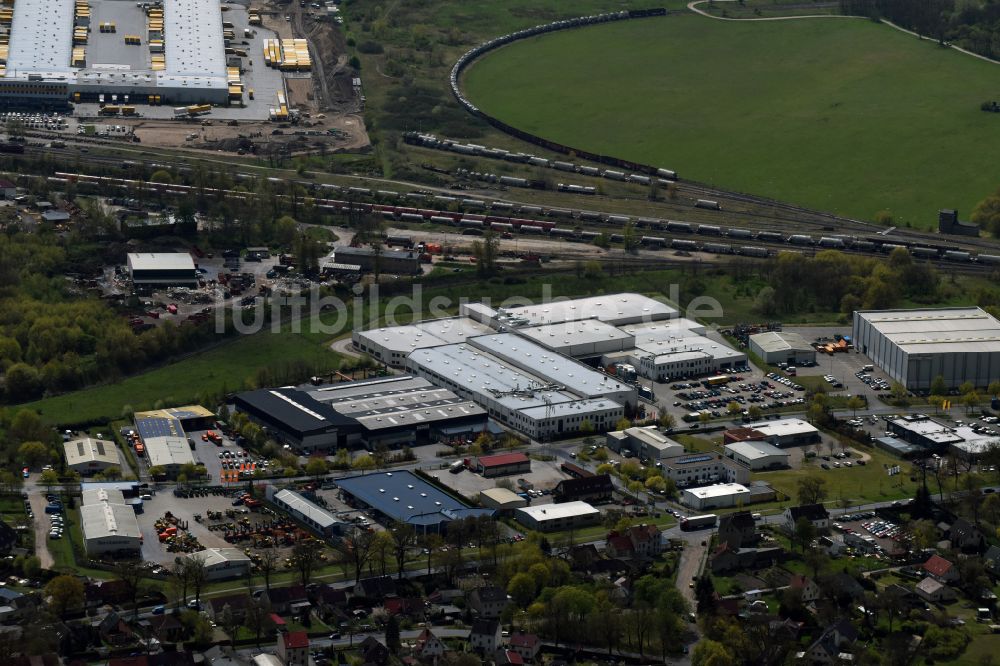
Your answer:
[577,166,600,176]
[697,224,722,236]
[818,237,846,249]
[727,228,753,239]
[671,239,697,250]
[680,514,717,531]
[739,246,769,258]
[666,221,692,234]
[695,199,721,210]
[944,250,972,262]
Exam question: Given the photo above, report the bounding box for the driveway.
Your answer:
[26,485,54,569]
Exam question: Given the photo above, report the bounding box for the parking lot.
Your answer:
[832,511,911,557]
[186,428,267,484]
[653,364,809,423]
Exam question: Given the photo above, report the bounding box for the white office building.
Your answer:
[724,440,790,470]
[680,483,751,510]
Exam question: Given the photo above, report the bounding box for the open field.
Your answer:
[463,13,1000,227]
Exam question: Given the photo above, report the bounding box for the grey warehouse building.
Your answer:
[127,253,198,292]
[332,246,421,275]
[749,331,816,366]
[853,307,1000,390]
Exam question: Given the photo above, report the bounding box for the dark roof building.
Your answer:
[332,246,422,275]
[233,388,359,453]
[336,470,493,531]
[553,473,613,503]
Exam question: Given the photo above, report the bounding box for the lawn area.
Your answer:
[463,13,1000,227]
[19,330,345,426]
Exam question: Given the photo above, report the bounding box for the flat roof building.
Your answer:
[234,388,359,453]
[605,426,685,461]
[126,253,198,291]
[514,501,600,533]
[479,488,527,512]
[552,474,614,504]
[143,436,195,474]
[81,501,141,556]
[630,331,746,381]
[64,437,120,475]
[352,318,493,367]
[502,293,676,326]
[332,246,421,275]
[183,547,252,581]
[749,331,816,366]
[514,320,635,358]
[853,307,1000,390]
[336,471,493,532]
[745,418,819,448]
[662,453,750,487]
[724,440,790,470]
[266,488,342,537]
[680,483,751,511]
[887,414,994,458]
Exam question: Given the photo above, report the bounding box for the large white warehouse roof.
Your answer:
[6,0,73,74]
[855,307,1000,355]
[165,0,227,77]
[503,293,676,326]
[516,501,599,522]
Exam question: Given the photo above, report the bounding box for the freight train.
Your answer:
[49,171,995,265]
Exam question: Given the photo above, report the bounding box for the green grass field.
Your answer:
[464,13,1000,227]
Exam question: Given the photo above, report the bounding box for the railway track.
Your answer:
[43,166,1000,274]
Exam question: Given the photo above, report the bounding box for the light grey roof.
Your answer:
[186,547,251,568]
[274,489,340,529]
[515,319,635,349]
[64,438,120,467]
[504,293,676,326]
[624,426,683,453]
[724,440,789,460]
[81,502,141,540]
[353,317,493,355]
[620,318,706,341]
[749,331,813,354]
[634,332,745,363]
[127,253,196,272]
[165,0,227,77]
[683,483,750,499]
[82,488,125,505]
[747,418,817,438]
[856,307,1000,354]
[516,501,599,522]
[6,0,73,74]
[144,435,195,468]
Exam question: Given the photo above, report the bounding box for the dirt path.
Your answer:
[27,490,54,569]
[676,537,707,609]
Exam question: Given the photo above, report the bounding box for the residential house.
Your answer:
[915,577,956,604]
[710,544,783,574]
[0,519,17,554]
[984,545,1000,574]
[97,612,133,647]
[826,572,865,604]
[106,654,197,666]
[383,596,425,618]
[817,535,847,557]
[949,518,986,553]
[605,523,663,559]
[147,614,184,643]
[789,575,822,603]
[784,504,830,533]
[494,650,525,666]
[923,554,959,583]
[353,576,397,601]
[313,585,348,623]
[414,628,446,660]
[717,511,758,550]
[565,543,601,571]
[263,584,308,615]
[509,632,542,663]
[470,619,502,654]
[207,593,252,624]
[277,631,309,666]
[468,586,510,619]
[85,580,131,608]
[0,179,17,200]
[802,619,858,665]
[360,636,390,666]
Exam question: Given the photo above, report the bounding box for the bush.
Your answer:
[357,40,383,54]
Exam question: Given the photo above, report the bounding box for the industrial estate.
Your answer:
[4,1,1000,666]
